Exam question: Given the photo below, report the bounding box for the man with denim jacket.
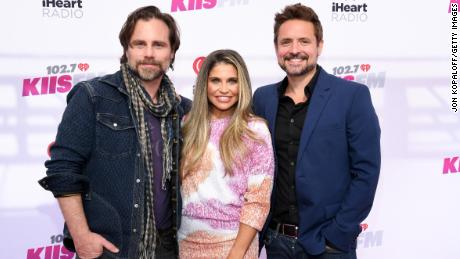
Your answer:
[39,6,191,259]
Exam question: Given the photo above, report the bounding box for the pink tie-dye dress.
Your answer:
[178,117,275,259]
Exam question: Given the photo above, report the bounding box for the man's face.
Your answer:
[276,19,323,78]
[126,18,174,83]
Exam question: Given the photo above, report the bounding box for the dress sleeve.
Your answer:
[239,121,275,231]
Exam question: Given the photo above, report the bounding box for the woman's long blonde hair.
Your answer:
[181,49,261,178]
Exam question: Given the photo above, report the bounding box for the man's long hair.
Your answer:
[119,5,180,69]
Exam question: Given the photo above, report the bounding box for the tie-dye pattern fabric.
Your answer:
[179,117,274,259]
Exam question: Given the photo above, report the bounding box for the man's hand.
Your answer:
[74,231,119,259]
[56,196,119,258]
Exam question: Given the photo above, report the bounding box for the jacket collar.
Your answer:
[277,65,321,100]
[296,66,334,159]
[266,66,335,159]
[98,70,129,95]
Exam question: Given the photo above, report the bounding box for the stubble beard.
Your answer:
[129,60,166,82]
[279,53,316,77]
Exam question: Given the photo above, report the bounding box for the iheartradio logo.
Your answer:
[78,63,89,71]
[193,56,206,75]
[360,64,371,72]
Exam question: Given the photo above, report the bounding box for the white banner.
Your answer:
[0,1,457,258]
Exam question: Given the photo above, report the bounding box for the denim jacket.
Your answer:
[39,70,191,259]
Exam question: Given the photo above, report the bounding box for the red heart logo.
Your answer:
[360,64,371,72]
[360,223,368,231]
[78,63,90,71]
[193,56,205,75]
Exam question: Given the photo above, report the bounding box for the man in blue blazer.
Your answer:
[253,4,381,258]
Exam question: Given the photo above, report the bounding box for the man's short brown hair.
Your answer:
[274,3,323,45]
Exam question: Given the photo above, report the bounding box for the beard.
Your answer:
[279,53,316,77]
[128,59,166,82]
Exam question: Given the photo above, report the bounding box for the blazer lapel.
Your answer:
[296,69,333,161]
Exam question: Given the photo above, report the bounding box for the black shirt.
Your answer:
[273,67,320,225]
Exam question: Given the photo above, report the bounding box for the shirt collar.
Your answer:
[278,65,321,99]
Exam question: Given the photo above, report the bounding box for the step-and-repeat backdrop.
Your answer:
[0,1,457,258]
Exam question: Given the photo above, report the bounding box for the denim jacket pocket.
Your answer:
[96,113,135,158]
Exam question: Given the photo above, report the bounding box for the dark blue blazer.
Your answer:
[253,67,381,255]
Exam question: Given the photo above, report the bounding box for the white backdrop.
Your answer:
[0,0,458,258]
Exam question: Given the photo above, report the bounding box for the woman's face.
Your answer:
[207,63,239,119]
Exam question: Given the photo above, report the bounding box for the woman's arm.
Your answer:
[227,223,257,259]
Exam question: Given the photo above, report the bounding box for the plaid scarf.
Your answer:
[121,63,180,258]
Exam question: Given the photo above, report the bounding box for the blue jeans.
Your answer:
[264,228,357,259]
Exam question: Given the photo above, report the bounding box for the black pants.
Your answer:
[155,227,177,259]
[264,228,357,259]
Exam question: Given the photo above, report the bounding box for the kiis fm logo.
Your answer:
[171,0,249,12]
[42,0,84,19]
[450,0,459,13]
[27,234,75,259]
[22,62,101,97]
[357,223,384,249]
[443,156,459,174]
[332,63,386,88]
[193,56,206,74]
[332,0,368,22]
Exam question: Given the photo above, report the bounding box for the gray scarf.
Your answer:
[121,63,179,258]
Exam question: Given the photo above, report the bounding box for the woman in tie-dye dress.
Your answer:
[179,49,274,259]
